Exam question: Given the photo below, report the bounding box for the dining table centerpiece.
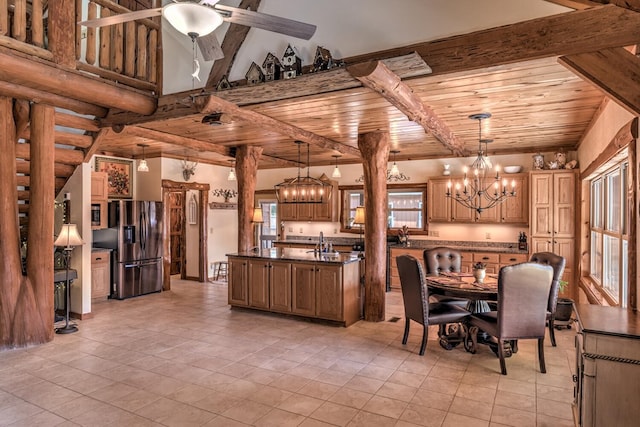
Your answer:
[473,262,486,284]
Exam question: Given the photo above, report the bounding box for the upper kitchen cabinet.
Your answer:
[428,174,528,224]
[91,172,108,230]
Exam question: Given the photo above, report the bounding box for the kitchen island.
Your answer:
[227,248,363,326]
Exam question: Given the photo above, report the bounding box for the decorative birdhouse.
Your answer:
[281,44,302,79]
[313,46,333,72]
[262,52,282,82]
[216,75,232,91]
[245,62,265,86]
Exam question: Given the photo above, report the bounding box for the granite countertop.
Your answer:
[227,248,363,265]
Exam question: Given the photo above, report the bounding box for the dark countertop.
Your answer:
[575,304,640,339]
[227,248,363,265]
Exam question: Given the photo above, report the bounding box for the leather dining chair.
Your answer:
[529,252,566,346]
[467,262,553,375]
[396,255,469,356]
[423,247,469,307]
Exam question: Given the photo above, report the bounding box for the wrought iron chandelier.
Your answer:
[355,150,410,183]
[446,113,516,214]
[275,141,332,204]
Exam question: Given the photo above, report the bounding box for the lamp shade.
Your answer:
[252,207,264,223]
[137,159,149,172]
[163,3,224,37]
[54,224,85,248]
[353,206,365,225]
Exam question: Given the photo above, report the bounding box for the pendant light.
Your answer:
[389,150,401,178]
[137,144,149,172]
[331,154,342,179]
[227,160,236,181]
[275,141,333,204]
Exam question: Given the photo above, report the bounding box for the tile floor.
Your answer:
[0,279,577,427]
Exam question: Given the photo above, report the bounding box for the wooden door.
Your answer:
[315,264,343,321]
[554,172,576,239]
[501,175,528,223]
[270,261,292,312]
[292,263,316,316]
[530,172,553,237]
[228,258,248,306]
[168,191,185,275]
[248,259,270,308]
[427,179,451,222]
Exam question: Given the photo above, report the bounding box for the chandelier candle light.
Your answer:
[446,113,516,214]
[275,141,332,204]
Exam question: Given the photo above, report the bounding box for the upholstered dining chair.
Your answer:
[468,262,554,375]
[423,247,469,307]
[396,255,470,356]
[529,252,566,346]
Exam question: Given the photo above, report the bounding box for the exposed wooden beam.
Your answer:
[16,160,75,177]
[122,126,233,157]
[206,0,261,88]
[544,0,599,9]
[558,48,640,115]
[20,129,93,149]
[55,112,100,132]
[0,49,156,115]
[15,143,84,165]
[83,128,112,162]
[345,5,640,76]
[348,60,465,157]
[199,95,361,156]
[13,99,30,139]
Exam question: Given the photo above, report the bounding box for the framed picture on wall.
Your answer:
[95,157,134,199]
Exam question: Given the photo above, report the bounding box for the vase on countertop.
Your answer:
[473,268,486,284]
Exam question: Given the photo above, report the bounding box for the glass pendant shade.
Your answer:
[137,159,149,172]
[389,150,401,177]
[164,3,223,37]
[331,154,341,178]
[227,168,236,181]
[54,224,85,248]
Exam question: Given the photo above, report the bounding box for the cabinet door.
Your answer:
[228,258,248,306]
[292,263,316,316]
[270,261,292,312]
[530,237,553,254]
[473,203,499,223]
[297,203,314,221]
[501,175,528,223]
[553,238,575,269]
[279,203,297,221]
[530,172,553,237]
[313,200,333,221]
[315,264,343,321]
[91,252,111,298]
[554,172,575,238]
[91,172,108,201]
[248,259,270,308]
[451,195,475,222]
[427,179,451,222]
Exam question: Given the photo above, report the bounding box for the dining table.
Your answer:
[426,272,511,356]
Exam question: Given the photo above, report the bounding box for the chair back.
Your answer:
[396,255,429,324]
[529,252,566,312]
[423,247,462,276]
[498,262,554,340]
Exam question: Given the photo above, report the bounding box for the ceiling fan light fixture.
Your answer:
[164,2,223,37]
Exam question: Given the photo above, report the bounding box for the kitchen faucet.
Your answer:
[319,231,324,252]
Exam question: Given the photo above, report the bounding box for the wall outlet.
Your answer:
[430,230,439,237]
[485,232,491,239]
[299,227,303,233]
[288,227,293,232]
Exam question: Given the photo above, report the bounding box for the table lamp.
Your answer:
[53,224,85,334]
[353,206,365,257]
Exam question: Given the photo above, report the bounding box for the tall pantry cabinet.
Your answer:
[529,170,578,296]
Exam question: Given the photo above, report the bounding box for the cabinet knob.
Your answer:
[482,257,489,260]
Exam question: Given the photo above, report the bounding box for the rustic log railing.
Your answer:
[0,0,160,94]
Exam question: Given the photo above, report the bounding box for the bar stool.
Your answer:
[211,261,228,282]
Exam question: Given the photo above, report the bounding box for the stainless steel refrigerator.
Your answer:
[93,200,163,299]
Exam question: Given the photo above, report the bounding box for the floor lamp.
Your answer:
[353,206,365,257]
[54,224,85,334]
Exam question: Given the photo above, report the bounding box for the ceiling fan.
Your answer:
[78,0,317,61]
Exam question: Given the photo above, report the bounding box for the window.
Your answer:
[340,184,427,232]
[589,158,628,306]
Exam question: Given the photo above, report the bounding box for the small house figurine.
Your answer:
[312,46,333,72]
[216,75,232,91]
[262,52,282,81]
[281,44,302,79]
[245,61,265,86]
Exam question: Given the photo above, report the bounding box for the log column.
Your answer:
[236,145,263,252]
[358,131,390,322]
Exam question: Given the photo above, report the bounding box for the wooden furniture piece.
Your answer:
[210,260,228,281]
[427,174,528,224]
[467,262,554,375]
[573,304,640,427]
[396,255,469,355]
[91,249,111,299]
[227,248,362,326]
[90,172,108,230]
[529,170,576,297]
[529,251,566,346]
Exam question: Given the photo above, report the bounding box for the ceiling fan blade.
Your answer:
[214,4,316,40]
[197,33,225,61]
[78,8,162,28]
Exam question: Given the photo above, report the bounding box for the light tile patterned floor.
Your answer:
[0,280,576,426]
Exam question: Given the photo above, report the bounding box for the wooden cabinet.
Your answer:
[292,262,343,321]
[248,259,270,309]
[428,174,528,224]
[278,178,338,222]
[91,250,111,299]
[530,170,576,295]
[292,263,316,316]
[498,253,527,267]
[574,304,640,427]
[472,252,499,274]
[247,259,291,311]
[91,172,108,230]
[228,258,249,306]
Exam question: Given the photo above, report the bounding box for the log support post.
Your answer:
[358,131,390,322]
[236,145,262,252]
